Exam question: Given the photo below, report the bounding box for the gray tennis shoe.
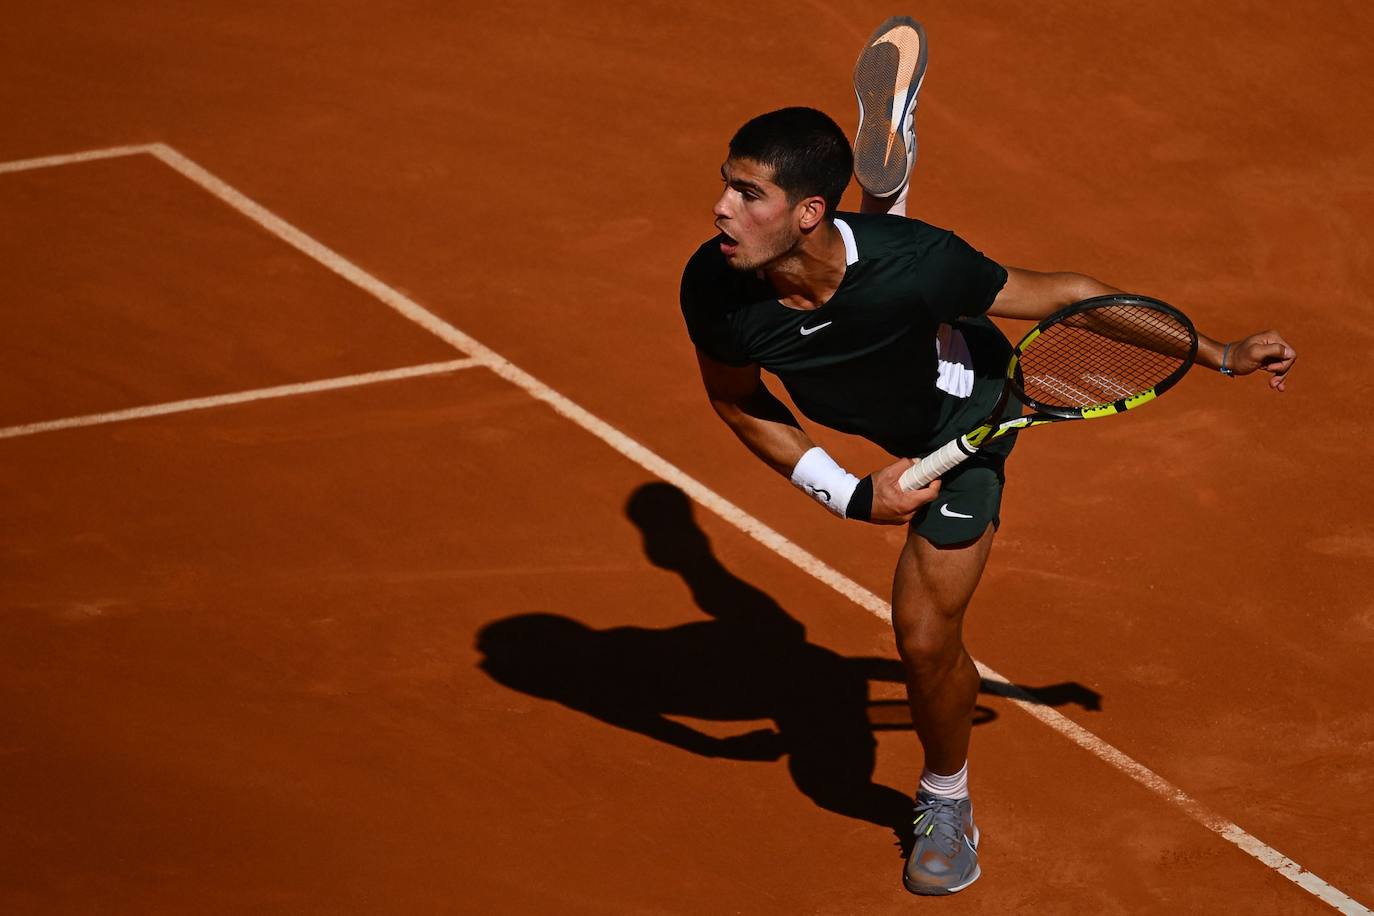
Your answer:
[903,791,981,896]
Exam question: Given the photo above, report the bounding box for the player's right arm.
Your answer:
[695,348,940,524]
[696,349,811,476]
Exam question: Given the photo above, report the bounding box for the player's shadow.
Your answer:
[476,483,1100,852]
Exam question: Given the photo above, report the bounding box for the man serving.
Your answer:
[679,19,1295,896]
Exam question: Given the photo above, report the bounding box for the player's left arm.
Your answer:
[987,266,1298,390]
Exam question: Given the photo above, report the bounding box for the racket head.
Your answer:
[1009,294,1199,420]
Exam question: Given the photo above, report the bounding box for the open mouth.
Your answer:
[717,229,739,256]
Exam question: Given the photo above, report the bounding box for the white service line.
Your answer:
[5,143,1365,915]
[0,359,480,440]
[0,144,154,175]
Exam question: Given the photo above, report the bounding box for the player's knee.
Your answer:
[895,627,962,677]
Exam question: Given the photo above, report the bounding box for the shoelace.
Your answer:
[912,797,964,858]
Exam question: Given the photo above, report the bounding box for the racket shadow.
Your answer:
[475,483,1100,855]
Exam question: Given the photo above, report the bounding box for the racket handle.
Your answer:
[899,437,974,491]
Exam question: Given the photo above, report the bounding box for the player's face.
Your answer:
[714,157,803,271]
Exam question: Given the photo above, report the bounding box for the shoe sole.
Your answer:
[852,16,928,198]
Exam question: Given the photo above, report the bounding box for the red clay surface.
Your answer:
[2,2,1372,914]
[0,155,455,426]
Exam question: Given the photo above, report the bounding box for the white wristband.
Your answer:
[790,447,860,518]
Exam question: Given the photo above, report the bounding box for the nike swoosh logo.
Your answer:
[799,321,833,336]
[870,25,921,164]
[940,504,974,519]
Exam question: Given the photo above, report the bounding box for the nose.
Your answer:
[713,188,731,221]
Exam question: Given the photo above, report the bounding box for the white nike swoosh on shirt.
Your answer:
[799,321,833,336]
[940,504,974,519]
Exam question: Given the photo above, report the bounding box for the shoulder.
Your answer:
[683,235,724,273]
[839,212,1001,284]
[835,213,1006,321]
[678,238,761,366]
[680,237,765,315]
[681,238,731,306]
[836,211,958,262]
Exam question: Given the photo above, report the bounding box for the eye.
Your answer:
[720,177,758,201]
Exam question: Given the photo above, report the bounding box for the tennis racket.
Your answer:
[899,294,1199,491]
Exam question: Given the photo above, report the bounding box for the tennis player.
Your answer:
[678,18,1297,897]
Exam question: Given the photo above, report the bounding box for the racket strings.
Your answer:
[1018,306,1194,409]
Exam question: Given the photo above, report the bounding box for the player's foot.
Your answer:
[852,16,928,199]
[903,791,980,896]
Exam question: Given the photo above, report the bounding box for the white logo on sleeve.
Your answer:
[799,321,833,336]
[939,504,974,519]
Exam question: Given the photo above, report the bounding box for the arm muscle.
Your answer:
[695,349,813,477]
[987,267,1120,321]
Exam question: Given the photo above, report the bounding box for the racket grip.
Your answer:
[899,437,974,491]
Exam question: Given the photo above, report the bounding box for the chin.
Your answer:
[725,246,780,273]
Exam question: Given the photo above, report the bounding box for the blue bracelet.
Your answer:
[1219,342,1236,377]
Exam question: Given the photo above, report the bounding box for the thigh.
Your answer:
[892,523,996,641]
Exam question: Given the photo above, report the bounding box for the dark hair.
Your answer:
[728,107,852,218]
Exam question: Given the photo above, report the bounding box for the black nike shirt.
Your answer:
[680,212,1010,457]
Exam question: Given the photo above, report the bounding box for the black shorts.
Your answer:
[909,389,1019,547]
[909,447,1012,546]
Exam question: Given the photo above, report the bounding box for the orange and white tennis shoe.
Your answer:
[852,16,928,199]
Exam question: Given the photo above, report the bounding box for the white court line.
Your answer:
[0,359,480,440]
[0,143,153,175]
[4,143,1365,915]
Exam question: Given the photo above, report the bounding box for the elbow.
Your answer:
[708,396,745,427]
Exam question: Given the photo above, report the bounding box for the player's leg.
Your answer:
[892,526,992,775]
[891,526,990,895]
[889,456,1008,895]
[853,16,927,217]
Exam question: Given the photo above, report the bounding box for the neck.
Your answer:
[764,220,846,310]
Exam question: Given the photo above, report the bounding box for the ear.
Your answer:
[796,195,828,231]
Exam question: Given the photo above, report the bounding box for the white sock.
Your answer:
[858,184,908,218]
[919,761,969,800]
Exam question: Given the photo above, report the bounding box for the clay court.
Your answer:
[2,3,1371,913]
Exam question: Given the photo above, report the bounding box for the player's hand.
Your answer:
[867,458,942,525]
[1227,330,1297,391]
